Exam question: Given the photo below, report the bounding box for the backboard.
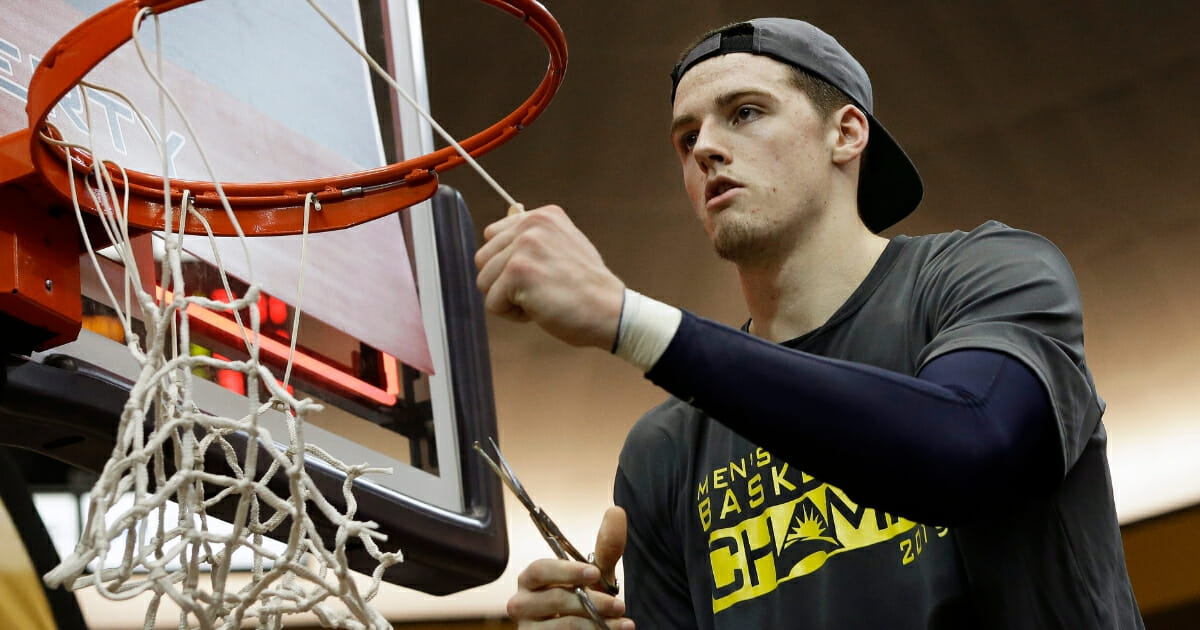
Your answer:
[0,0,508,600]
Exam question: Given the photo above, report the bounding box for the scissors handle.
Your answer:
[587,554,621,596]
[473,440,620,613]
[535,515,619,596]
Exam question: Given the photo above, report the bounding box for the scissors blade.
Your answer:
[575,585,610,629]
[473,438,619,614]
[473,439,539,514]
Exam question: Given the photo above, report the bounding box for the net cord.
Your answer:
[40,7,409,629]
[303,0,524,211]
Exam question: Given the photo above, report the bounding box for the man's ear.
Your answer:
[831,104,869,166]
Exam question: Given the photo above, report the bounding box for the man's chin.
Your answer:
[712,227,780,266]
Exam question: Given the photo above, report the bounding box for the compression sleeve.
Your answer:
[645,311,1063,525]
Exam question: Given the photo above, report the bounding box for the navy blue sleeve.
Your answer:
[645,312,1062,525]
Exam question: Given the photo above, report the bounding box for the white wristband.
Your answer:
[613,288,682,372]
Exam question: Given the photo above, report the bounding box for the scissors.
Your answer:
[474,438,619,629]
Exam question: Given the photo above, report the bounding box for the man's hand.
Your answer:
[475,205,625,350]
[507,507,634,629]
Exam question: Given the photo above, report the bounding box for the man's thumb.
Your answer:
[593,506,626,588]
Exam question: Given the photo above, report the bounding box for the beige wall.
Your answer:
[411,0,1200,623]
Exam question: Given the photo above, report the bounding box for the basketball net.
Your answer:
[31,3,526,628]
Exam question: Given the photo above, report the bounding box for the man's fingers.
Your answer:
[481,206,527,241]
[517,558,599,591]
[507,539,635,629]
[510,558,631,625]
[475,216,523,275]
[474,208,545,301]
[474,202,621,347]
[480,262,531,322]
[506,586,585,621]
[475,225,532,319]
[579,588,628,622]
[592,506,627,588]
[508,588,627,622]
[475,217,550,321]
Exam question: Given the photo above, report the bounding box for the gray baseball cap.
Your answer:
[671,18,922,233]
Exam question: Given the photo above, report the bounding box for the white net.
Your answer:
[39,6,403,630]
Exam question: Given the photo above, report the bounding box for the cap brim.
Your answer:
[859,115,923,233]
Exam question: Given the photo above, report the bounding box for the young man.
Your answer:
[476,18,1143,629]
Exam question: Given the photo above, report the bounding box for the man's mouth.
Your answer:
[705,177,742,205]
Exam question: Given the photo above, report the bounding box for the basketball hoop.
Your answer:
[0,0,566,350]
[0,2,564,627]
[0,0,565,236]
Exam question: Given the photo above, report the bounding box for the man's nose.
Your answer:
[692,125,731,171]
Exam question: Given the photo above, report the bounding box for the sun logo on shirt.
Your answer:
[784,504,839,548]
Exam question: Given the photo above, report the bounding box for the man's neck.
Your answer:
[740,218,890,343]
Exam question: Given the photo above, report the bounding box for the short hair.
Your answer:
[676,22,853,120]
[783,65,853,120]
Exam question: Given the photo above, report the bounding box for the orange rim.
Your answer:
[16,0,566,236]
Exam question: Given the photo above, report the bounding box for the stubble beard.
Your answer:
[710,217,788,267]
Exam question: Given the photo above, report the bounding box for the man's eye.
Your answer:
[733,106,759,124]
[680,133,698,152]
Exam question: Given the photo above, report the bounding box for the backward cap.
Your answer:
[671,18,922,233]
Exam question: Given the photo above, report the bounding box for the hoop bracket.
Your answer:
[0,136,83,349]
